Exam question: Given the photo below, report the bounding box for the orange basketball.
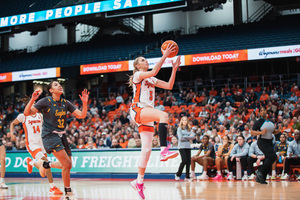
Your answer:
[161,40,179,58]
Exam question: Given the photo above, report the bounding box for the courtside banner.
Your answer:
[0,72,12,82]
[80,61,129,75]
[4,149,202,173]
[0,0,183,28]
[12,67,60,82]
[248,44,300,60]
[128,56,185,71]
[185,50,248,65]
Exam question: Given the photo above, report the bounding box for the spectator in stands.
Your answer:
[224,102,233,114]
[271,134,288,179]
[227,135,249,180]
[134,139,142,148]
[207,95,216,105]
[246,84,253,93]
[119,137,127,148]
[171,136,178,148]
[179,107,188,118]
[67,137,77,149]
[77,138,86,149]
[18,140,26,150]
[254,83,262,93]
[280,120,294,139]
[294,104,300,118]
[281,130,300,180]
[116,92,124,107]
[259,91,269,103]
[191,135,215,180]
[234,91,244,102]
[247,140,265,180]
[111,139,122,148]
[292,117,300,131]
[120,112,130,125]
[209,87,217,97]
[154,101,165,111]
[90,104,98,115]
[213,135,234,180]
[198,107,208,118]
[152,137,160,148]
[270,90,278,100]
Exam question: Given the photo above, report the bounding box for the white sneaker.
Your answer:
[266,174,270,180]
[197,174,209,180]
[248,173,256,180]
[0,182,8,189]
[242,174,248,181]
[191,172,196,180]
[64,192,77,200]
[227,174,234,181]
[175,174,180,181]
[184,178,193,182]
[281,174,289,180]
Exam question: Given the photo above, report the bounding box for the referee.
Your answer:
[251,107,279,184]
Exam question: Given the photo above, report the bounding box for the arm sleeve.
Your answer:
[252,119,264,131]
[34,97,49,112]
[16,114,25,123]
[66,100,77,113]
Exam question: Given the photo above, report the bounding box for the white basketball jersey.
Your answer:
[17,113,43,144]
[132,71,157,108]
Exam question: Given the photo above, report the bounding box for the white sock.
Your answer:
[0,178,4,183]
[272,170,276,176]
[244,171,248,175]
[217,170,221,175]
[137,174,144,184]
[50,182,55,188]
[29,160,35,166]
[202,171,207,176]
[160,146,166,152]
[229,172,233,175]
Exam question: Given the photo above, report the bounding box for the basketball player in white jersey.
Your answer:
[128,44,181,199]
[10,101,63,195]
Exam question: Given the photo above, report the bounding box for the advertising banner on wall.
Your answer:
[0,0,184,28]
[4,149,201,173]
[80,61,129,75]
[184,50,248,66]
[11,67,60,82]
[0,72,12,82]
[248,44,300,60]
[128,55,185,71]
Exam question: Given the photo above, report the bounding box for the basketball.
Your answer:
[161,40,179,58]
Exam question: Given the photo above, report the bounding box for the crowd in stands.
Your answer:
[1,81,300,179]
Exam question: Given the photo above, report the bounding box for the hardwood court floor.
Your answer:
[1,178,300,200]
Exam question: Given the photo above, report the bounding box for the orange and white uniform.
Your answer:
[17,113,46,159]
[130,71,157,132]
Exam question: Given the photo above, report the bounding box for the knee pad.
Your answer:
[43,161,51,169]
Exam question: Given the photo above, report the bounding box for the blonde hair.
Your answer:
[128,57,141,87]
[152,137,160,148]
[179,116,191,131]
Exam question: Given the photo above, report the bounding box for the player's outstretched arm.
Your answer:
[24,90,41,116]
[139,44,175,80]
[72,89,89,119]
[155,56,181,90]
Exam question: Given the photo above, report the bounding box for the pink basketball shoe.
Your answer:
[212,174,223,180]
[131,179,145,200]
[160,144,179,161]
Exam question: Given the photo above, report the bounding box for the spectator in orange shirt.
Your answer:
[69,118,79,129]
[209,87,218,97]
[224,84,230,94]
[198,92,208,106]
[217,125,226,138]
[246,83,253,93]
[119,137,128,148]
[290,83,298,93]
[236,85,243,93]
[254,83,262,93]
[122,90,129,102]
[259,91,269,102]
[119,101,127,111]
[77,138,86,149]
[281,120,294,138]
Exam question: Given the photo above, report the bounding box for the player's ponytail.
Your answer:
[128,57,140,87]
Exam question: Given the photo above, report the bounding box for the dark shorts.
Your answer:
[42,133,72,156]
[0,139,3,147]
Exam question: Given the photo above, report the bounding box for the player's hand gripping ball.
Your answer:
[161,40,179,58]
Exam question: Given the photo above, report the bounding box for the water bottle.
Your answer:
[279,155,282,163]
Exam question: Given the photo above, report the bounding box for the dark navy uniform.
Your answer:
[253,117,277,181]
[34,97,76,156]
